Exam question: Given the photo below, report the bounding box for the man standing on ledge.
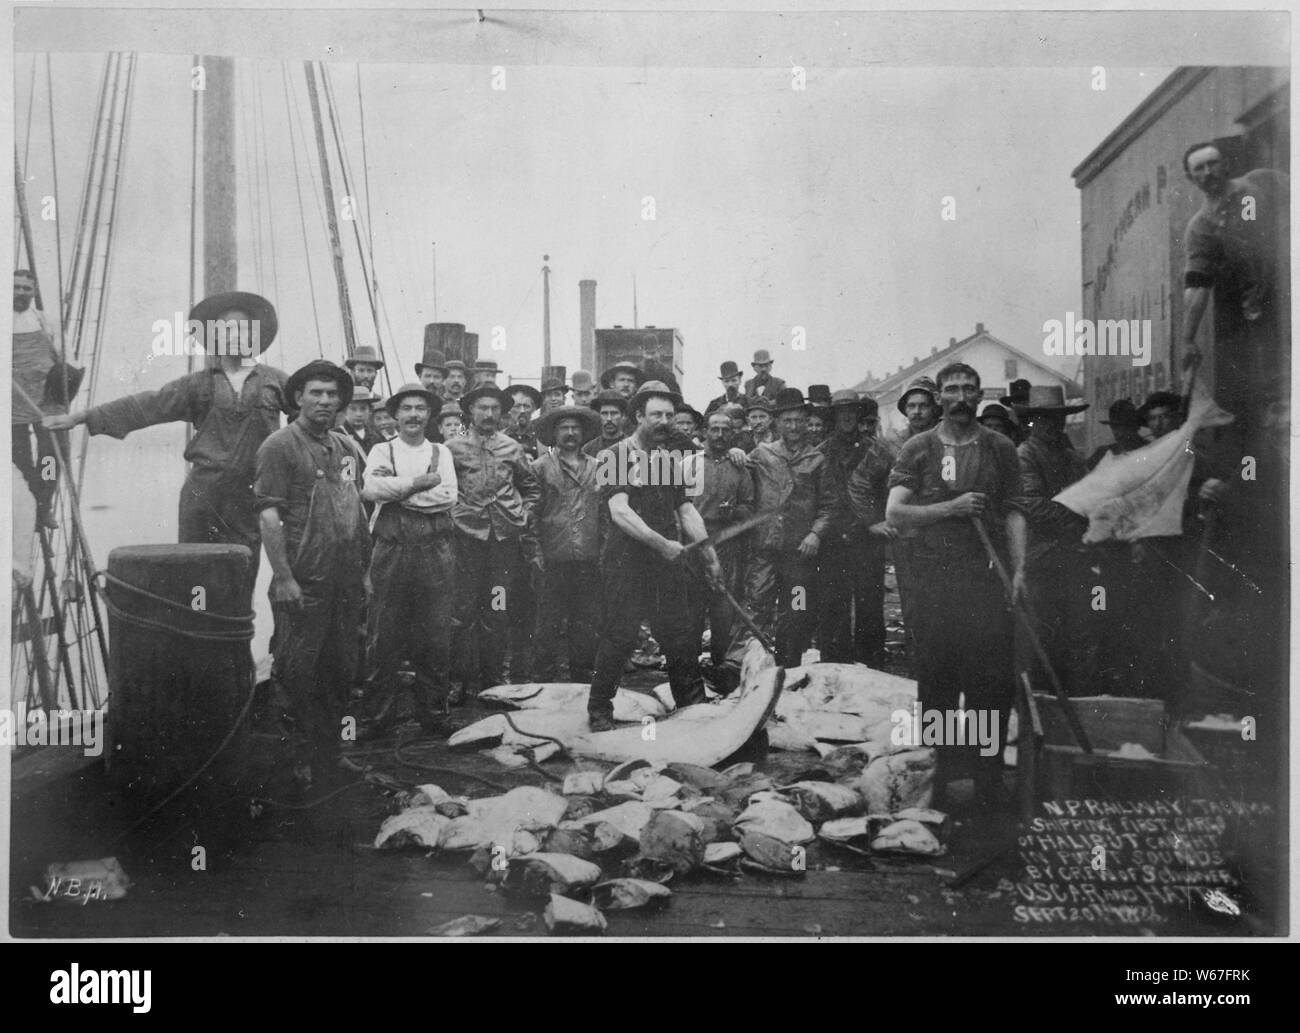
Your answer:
[588,381,722,732]
[886,362,1026,809]
[255,360,371,791]
[45,290,288,606]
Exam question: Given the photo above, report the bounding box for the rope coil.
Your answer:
[99,570,255,642]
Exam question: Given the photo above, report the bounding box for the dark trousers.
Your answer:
[1019,546,1099,698]
[274,577,365,769]
[909,558,1013,785]
[700,540,746,666]
[729,548,817,668]
[366,508,455,725]
[534,560,602,682]
[817,531,886,665]
[452,533,517,688]
[508,541,539,682]
[589,561,703,718]
[178,479,262,608]
[12,423,65,517]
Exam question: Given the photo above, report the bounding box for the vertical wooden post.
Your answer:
[201,56,237,298]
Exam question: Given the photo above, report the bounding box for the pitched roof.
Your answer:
[853,326,1082,399]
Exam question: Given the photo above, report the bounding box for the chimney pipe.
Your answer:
[579,279,597,373]
[976,322,985,334]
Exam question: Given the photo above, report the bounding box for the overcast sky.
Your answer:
[12,8,1285,405]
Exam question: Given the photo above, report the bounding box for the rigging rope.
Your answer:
[239,64,264,290]
[17,55,36,264]
[280,62,325,356]
[254,61,281,306]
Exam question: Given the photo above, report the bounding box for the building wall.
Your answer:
[1076,67,1288,451]
[594,326,685,388]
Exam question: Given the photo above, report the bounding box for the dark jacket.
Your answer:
[747,440,840,551]
[743,374,786,402]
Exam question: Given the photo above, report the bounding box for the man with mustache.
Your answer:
[743,348,785,402]
[588,381,722,731]
[441,359,470,405]
[359,384,457,734]
[725,388,841,671]
[446,384,541,694]
[1180,142,1289,425]
[704,360,745,415]
[685,408,755,683]
[582,389,628,457]
[530,404,603,682]
[886,362,1026,810]
[255,360,370,790]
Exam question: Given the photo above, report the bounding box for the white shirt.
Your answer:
[13,306,50,335]
[362,435,458,518]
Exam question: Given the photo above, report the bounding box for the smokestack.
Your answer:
[579,280,597,373]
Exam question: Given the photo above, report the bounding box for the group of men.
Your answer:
[19,140,1286,799]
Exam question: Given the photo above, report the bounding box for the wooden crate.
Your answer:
[1016,688,1209,818]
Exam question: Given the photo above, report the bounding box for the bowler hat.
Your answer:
[770,387,811,415]
[345,346,385,370]
[385,383,442,418]
[1100,399,1142,427]
[808,384,833,406]
[286,360,353,410]
[188,290,278,354]
[535,404,601,446]
[719,360,742,379]
[571,370,596,391]
[752,349,774,365]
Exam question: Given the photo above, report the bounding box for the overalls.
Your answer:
[273,431,369,772]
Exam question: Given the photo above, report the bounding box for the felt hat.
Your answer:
[385,383,442,418]
[535,404,602,446]
[571,370,596,391]
[1000,378,1032,406]
[897,375,938,414]
[348,386,376,406]
[1137,391,1183,422]
[1100,399,1142,427]
[631,379,683,410]
[591,389,629,414]
[188,290,278,353]
[414,348,447,375]
[540,377,570,395]
[460,384,514,411]
[345,346,385,370]
[808,384,833,406]
[719,360,742,379]
[745,395,774,414]
[752,349,774,365]
[506,383,543,408]
[600,362,645,390]
[770,387,811,415]
[286,359,353,409]
[474,359,500,374]
[1011,385,1090,416]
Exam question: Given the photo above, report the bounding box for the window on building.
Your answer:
[1003,359,1017,380]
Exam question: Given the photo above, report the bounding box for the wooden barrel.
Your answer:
[103,544,254,801]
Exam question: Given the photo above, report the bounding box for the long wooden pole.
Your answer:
[304,61,357,357]
[971,517,1093,754]
[542,254,552,370]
